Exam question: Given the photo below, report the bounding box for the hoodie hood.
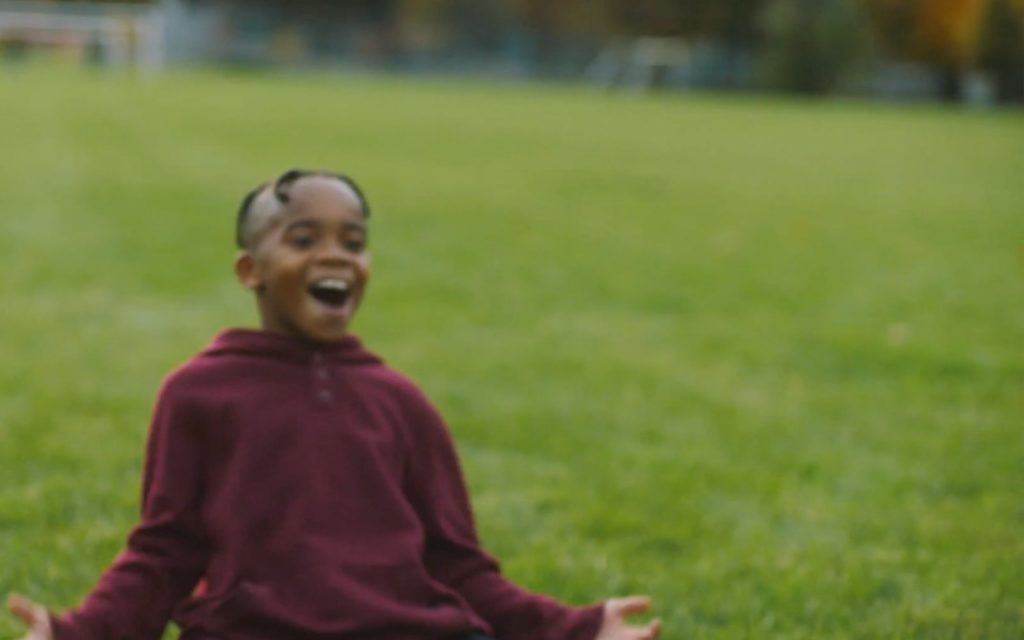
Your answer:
[201,328,382,366]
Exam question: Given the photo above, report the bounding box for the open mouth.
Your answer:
[307,278,351,308]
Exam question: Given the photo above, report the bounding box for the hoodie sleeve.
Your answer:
[50,378,210,640]
[401,390,604,640]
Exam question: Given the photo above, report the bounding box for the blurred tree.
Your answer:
[507,0,773,84]
[604,0,683,37]
[761,0,870,93]
[601,0,773,42]
[711,0,774,46]
[503,0,591,71]
[506,0,772,41]
[977,0,1024,101]
[913,0,988,73]
[861,0,989,99]
[506,0,612,35]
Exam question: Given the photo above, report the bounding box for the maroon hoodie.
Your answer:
[51,329,603,640]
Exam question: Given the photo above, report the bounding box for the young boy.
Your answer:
[8,170,661,640]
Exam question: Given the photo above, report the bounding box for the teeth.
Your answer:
[313,279,350,291]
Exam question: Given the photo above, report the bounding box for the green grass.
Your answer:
[1,62,1022,638]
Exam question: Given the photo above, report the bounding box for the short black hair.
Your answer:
[235,168,371,248]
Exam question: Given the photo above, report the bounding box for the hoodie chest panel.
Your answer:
[202,361,420,554]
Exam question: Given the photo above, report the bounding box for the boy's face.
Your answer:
[235,176,369,343]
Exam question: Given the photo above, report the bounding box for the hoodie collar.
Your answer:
[202,328,382,365]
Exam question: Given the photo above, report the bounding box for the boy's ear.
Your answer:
[234,251,262,290]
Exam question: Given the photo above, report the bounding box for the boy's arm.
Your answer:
[402,395,604,640]
[47,382,210,640]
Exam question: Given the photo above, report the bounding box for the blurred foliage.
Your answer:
[977,0,1024,99]
[760,0,871,94]
[862,0,1024,98]
[502,0,1024,99]
[507,0,772,42]
[861,0,988,67]
[23,0,1024,101]
[36,0,151,3]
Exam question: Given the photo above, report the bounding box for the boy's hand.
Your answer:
[6,594,53,640]
[595,596,661,640]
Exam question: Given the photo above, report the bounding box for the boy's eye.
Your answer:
[290,235,315,249]
[345,238,366,252]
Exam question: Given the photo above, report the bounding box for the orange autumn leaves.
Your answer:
[863,0,1024,67]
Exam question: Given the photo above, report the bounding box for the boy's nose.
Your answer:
[317,240,352,262]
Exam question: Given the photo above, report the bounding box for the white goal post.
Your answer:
[584,37,692,90]
[0,0,164,74]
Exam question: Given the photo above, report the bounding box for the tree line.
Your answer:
[48,0,1024,101]
[507,0,1024,101]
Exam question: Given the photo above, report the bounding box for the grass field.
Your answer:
[0,63,1021,638]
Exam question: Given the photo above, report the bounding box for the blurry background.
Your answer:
[1,1,1022,639]
[2,0,1024,104]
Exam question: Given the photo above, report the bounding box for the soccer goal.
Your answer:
[584,37,691,90]
[0,0,164,74]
